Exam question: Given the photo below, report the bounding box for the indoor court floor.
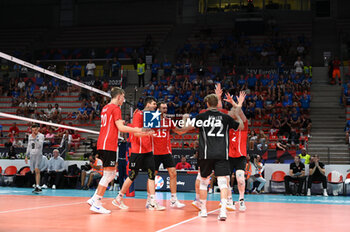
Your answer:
[0,187,349,232]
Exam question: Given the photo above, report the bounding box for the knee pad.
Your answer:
[196,172,201,181]
[129,169,138,181]
[147,168,155,180]
[199,177,210,191]
[99,171,116,187]
[217,176,228,190]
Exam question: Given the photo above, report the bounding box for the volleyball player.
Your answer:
[224,92,248,211]
[25,124,45,194]
[87,87,152,214]
[113,96,166,211]
[150,102,191,208]
[192,94,243,221]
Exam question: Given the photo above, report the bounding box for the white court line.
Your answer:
[156,208,220,232]
[0,201,86,214]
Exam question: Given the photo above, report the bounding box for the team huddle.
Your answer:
[87,86,249,221]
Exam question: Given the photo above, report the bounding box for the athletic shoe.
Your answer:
[323,190,328,197]
[32,187,41,194]
[198,208,207,217]
[226,201,236,211]
[208,188,213,194]
[218,208,227,221]
[41,184,48,189]
[148,201,166,211]
[90,203,111,214]
[32,184,36,188]
[307,189,311,196]
[191,200,201,211]
[170,200,185,208]
[87,198,94,206]
[239,200,246,211]
[112,198,129,210]
[333,190,338,196]
[52,185,56,190]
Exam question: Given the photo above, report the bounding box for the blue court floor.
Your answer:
[1,187,350,205]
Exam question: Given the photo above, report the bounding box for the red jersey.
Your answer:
[175,162,192,170]
[153,117,175,155]
[229,120,248,158]
[130,109,153,154]
[97,104,122,151]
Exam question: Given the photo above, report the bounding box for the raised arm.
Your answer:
[215,83,223,109]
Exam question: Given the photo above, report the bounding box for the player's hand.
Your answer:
[224,93,238,107]
[215,83,223,98]
[25,156,28,164]
[237,91,246,107]
[182,113,190,122]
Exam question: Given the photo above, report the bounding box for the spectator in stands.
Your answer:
[294,56,304,75]
[284,155,306,195]
[247,155,266,194]
[17,98,29,116]
[39,82,49,101]
[290,108,301,128]
[175,156,192,170]
[137,98,144,110]
[137,58,145,87]
[163,58,172,76]
[71,130,81,152]
[18,78,25,95]
[45,104,55,121]
[307,155,328,196]
[279,116,291,137]
[111,57,120,77]
[248,130,257,150]
[151,59,160,78]
[63,61,71,77]
[11,87,20,106]
[0,124,3,138]
[90,96,100,115]
[47,149,66,189]
[52,104,62,122]
[12,137,24,148]
[276,56,285,75]
[71,62,82,78]
[300,114,312,138]
[45,127,56,147]
[86,60,96,77]
[256,130,268,151]
[20,66,28,78]
[103,60,111,77]
[76,103,87,121]
[85,103,95,123]
[8,123,19,138]
[276,135,288,151]
[80,154,103,190]
[288,128,300,146]
[47,82,57,100]
[48,64,57,73]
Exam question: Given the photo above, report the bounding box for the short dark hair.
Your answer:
[31,124,39,128]
[110,87,125,99]
[157,101,166,109]
[144,96,157,105]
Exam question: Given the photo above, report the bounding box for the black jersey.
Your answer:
[195,109,239,160]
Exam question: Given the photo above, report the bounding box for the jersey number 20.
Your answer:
[101,114,108,127]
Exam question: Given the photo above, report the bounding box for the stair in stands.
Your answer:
[308,79,349,164]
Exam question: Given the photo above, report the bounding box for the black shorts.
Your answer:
[229,156,247,174]
[97,150,117,168]
[129,152,155,172]
[154,154,176,170]
[199,159,230,178]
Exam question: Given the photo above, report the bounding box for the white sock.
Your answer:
[92,194,103,205]
[221,198,227,209]
[228,196,233,203]
[36,184,40,188]
[150,195,156,204]
[117,191,124,199]
[171,193,177,201]
[195,193,199,201]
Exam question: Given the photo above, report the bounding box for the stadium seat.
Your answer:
[192,134,198,140]
[269,135,278,141]
[4,166,17,176]
[16,167,30,176]
[344,173,350,195]
[174,135,182,140]
[269,171,286,193]
[327,172,344,195]
[183,134,193,140]
[253,121,262,127]
[170,135,173,140]
[0,166,2,174]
